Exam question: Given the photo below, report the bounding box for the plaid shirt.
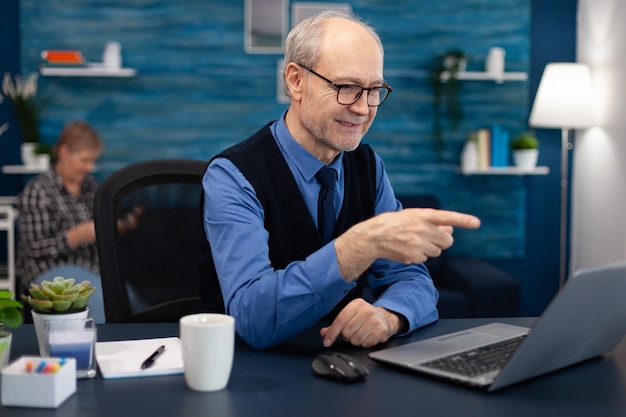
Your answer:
[16,170,99,290]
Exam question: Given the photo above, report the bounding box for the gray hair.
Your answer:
[53,120,104,163]
[282,10,383,98]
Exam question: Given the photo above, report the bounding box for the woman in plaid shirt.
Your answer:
[16,121,106,323]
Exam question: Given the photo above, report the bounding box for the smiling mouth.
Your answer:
[338,120,362,128]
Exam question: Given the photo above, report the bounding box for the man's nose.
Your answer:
[348,91,370,114]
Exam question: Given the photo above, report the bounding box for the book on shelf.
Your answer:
[476,128,491,169]
[465,125,511,170]
[490,125,510,168]
[40,50,85,66]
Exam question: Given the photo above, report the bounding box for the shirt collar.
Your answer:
[48,168,92,197]
[48,169,66,191]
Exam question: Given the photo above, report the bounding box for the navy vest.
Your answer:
[205,122,377,317]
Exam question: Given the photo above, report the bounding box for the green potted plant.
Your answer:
[0,290,23,368]
[33,142,53,169]
[1,72,45,167]
[510,131,539,170]
[21,276,95,355]
[431,49,470,160]
[441,48,469,74]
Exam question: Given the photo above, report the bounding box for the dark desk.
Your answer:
[3,318,626,417]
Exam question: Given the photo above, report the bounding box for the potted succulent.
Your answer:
[431,49,470,160]
[0,290,23,368]
[21,276,95,355]
[510,131,539,170]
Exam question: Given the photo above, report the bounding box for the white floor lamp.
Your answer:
[528,63,596,289]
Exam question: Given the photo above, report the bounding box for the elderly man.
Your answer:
[203,11,480,349]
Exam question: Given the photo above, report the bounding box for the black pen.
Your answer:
[141,345,165,369]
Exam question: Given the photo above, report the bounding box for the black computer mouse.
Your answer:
[311,352,369,383]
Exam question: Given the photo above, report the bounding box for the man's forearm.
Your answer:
[334,222,378,282]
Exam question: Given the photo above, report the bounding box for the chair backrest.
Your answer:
[94,159,218,323]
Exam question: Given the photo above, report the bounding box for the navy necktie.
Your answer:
[315,166,338,244]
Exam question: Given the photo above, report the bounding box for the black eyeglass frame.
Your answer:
[297,64,393,107]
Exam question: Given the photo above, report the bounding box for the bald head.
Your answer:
[316,17,384,79]
[284,11,384,72]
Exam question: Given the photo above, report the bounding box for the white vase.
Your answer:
[485,47,506,76]
[102,41,122,69]
[31,308,90,356]
[513,149,539,170]
[461,141,478,171]
[0,330,12,369]
[21,143,38,167]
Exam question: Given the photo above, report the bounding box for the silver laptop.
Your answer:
[369,262,626,391]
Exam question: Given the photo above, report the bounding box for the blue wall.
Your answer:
[18,0,530,259]
[491,0,577,316]
[0,0,22,196]
[0,0,578,315]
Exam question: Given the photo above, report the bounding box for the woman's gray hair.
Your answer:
[282,10,383,98]
[52,120,104,164]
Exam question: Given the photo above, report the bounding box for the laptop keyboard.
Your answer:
[421,335,527,377]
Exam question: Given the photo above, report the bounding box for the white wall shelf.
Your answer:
[40,65,136,78]
[2,165,48,174]
[440,71,528,83]
[0,204,17,293]
[459,166,549,176]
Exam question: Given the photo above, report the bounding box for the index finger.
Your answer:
[320,319,346,348]
[417,208,481,229]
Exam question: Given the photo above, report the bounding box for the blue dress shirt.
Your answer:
[203,112,439,349]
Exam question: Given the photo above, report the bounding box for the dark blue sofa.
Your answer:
[397,195,520,318]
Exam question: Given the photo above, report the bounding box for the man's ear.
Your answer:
[284,62,304,102]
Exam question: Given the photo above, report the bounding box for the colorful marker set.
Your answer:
[2,356,77,408]
[25,357,67,374]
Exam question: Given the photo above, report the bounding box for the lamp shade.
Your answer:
[529,63,596,129]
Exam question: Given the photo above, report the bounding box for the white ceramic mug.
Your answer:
[179,313,235,391]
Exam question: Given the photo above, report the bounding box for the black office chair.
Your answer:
[93,158,223,323]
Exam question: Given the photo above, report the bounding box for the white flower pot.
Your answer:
[513,149,539,170]
[31,308,89,356]
[0,330,12,369]
[21,143,38,167]
[443,56,467,72]
[35,153,50,170]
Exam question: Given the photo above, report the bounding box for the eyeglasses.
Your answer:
[298,64,392,107]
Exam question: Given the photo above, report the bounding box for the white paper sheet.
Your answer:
[95,337,183,379]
